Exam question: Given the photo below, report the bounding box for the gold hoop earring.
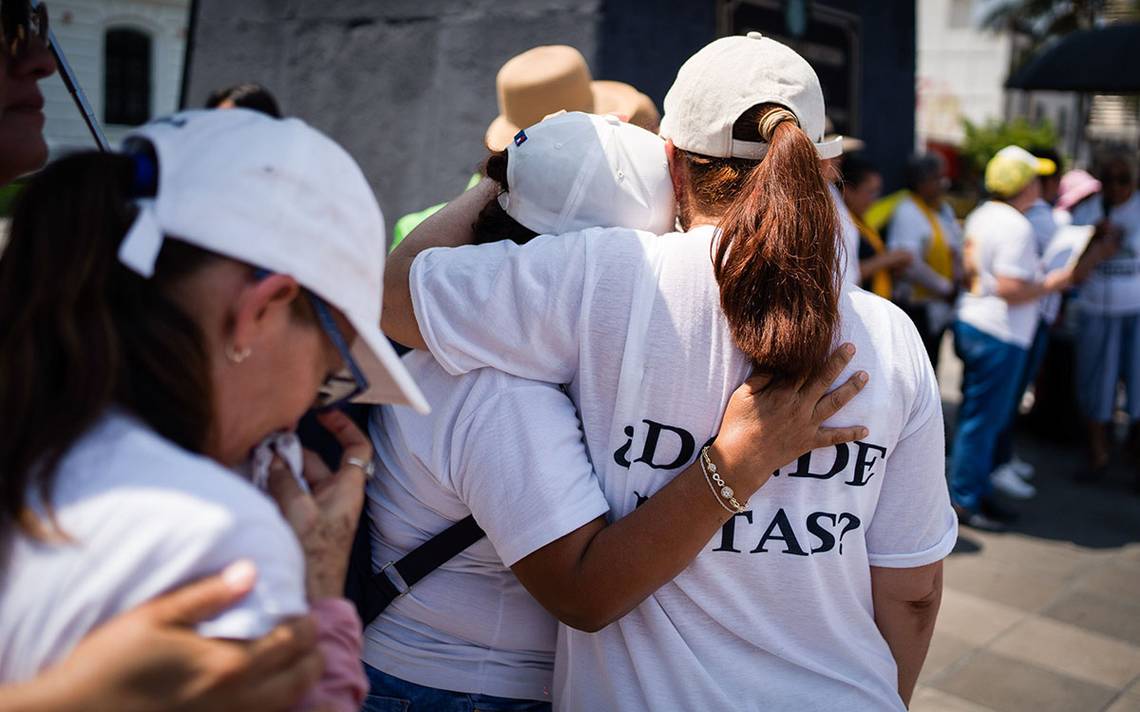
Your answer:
[225,344,252,364]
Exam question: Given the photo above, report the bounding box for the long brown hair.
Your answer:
[0,151,219,539]
[687,103,840,384]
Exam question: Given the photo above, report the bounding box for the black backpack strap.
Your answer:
[364,514,486,627]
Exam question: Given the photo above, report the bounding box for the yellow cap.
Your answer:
[985,145,1057,198]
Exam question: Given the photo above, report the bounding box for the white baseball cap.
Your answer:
[659,32,841,161]
[499,111,676,235]
[117,108,429,414]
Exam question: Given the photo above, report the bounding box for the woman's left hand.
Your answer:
[266,410,372,601]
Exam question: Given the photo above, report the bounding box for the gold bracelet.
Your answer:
[700,446,748,514]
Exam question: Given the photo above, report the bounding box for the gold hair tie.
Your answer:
[758,109,799,143]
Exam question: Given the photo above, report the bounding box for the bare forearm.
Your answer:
[860,254,898,282]
[516,455,770,632]
[0,676,83,712]
[381,179,499,349]
[871,566,943,706]
[1072,240,1114,284]
[995,281,1049,305]
[995,269,1069,305]
[902,255,953,297]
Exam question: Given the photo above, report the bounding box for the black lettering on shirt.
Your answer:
[847,441,887,487]
[713,511,754,552]
[787,444,850,480]
[751,508,809,556]
[806,512,838,553]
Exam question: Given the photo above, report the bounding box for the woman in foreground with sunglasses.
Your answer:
[0,108,427,711]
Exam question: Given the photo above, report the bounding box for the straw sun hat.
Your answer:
[484,45,660,151]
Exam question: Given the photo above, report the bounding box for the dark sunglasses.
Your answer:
[251,269,369,410]
[1,0,47,61]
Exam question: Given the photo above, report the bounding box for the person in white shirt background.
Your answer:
[0,108,431,711]
[362,111,868,712]
[1067,152,1140,485]
[384,33,956,711]
[888,152,965,371]
[988,147,1063,500]
[948,147,1076,531]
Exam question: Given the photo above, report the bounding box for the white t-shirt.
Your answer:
[1069,192,1140,315]
[956,201,1041,348]
[409,224,957,711]
[363,352,609,701]
[0,410,307,682]
[831,183,861,286]
[887,195,962,302]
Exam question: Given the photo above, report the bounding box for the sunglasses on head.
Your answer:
[251,269,369,410]
[1,0,47,61]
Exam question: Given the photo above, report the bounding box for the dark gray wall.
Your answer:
[839,0,917,192]
[184,0,916,234]
[184,0,603,233]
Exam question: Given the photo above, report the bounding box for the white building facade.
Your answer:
[40,0,190,156]
[916,0,1013,147]
[917,0,1134,164]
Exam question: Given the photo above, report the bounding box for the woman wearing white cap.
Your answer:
[0,108,427,711]
[362,112,867,711]
[385,34,956,710]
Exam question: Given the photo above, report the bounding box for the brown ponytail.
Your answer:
[711,104,840,384]
[0,151,220,539]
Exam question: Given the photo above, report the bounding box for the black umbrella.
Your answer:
[1006,23,1140,93]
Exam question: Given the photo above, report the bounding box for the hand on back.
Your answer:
[709,343,868,493]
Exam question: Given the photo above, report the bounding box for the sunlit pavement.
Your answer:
[912,338,1140,712]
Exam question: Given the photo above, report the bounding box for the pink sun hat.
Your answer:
[1056,169,1102,212]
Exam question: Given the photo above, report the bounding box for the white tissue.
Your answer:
[249,431,309,494]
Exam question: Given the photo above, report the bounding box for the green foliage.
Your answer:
[959,117,1060,174]
[0,180,25,217]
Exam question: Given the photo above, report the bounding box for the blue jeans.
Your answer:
[994,319,1050,466]
[362,663,552,712]
[949,322,1029,511]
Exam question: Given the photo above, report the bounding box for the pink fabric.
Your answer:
[1057,169,1102,212]
[299,597,367,712]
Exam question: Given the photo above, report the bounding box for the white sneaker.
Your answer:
[1009,455,1035,480]
[992,464,1037,499]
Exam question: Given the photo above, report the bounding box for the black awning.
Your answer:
[1006,23,1140,93]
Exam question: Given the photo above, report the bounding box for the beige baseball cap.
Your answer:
[659,32,841,160]
[485,45,660,151]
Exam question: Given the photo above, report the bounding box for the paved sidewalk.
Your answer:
[912,343,1140,712]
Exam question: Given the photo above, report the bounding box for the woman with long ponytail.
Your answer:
[712,104,841,383]
[383,34,956,711]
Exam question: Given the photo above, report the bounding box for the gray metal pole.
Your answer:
[31,0,110,151]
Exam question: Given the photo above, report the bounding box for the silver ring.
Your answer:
[345,456,376,478]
